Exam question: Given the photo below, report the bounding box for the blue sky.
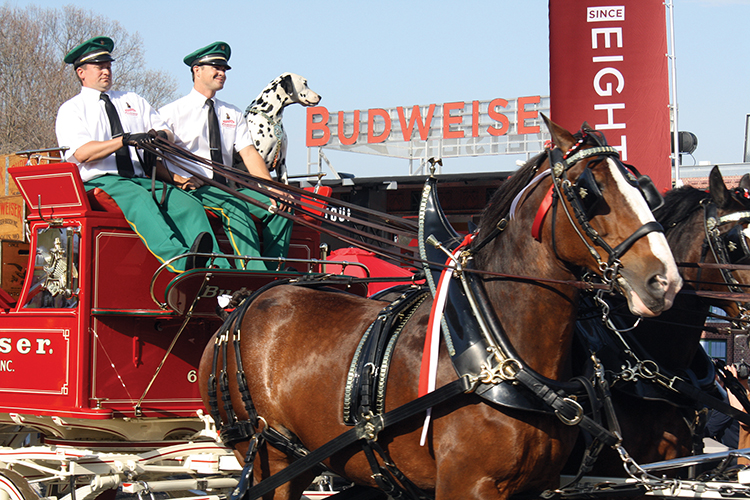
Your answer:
[11,0,750,179]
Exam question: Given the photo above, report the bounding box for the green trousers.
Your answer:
[190,186,293,271]
[84,175,230,272]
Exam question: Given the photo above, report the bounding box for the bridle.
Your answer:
[549,143,663,282]
[471,129,664,289]
[701,197,750,322]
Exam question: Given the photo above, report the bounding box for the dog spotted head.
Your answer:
[277,73,321,107]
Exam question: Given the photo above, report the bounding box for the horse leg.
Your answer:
[231,438,315,500]
[429,409,571,500]
[252,442,317,500]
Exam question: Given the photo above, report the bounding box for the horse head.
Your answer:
[525,116,681,317]
[661,166,750,321]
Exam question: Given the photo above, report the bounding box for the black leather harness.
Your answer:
[207,142,666,498]
[343,285,430,425]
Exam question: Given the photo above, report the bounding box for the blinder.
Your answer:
[618,163,664,212]
[722,224,750,265]
[638,176,664,212]
[571,161,663,219]
[574,166,603,218]
[549,144,664,270]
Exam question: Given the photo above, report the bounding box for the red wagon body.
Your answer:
[0,160,346,500]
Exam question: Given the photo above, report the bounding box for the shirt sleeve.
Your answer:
[159,102,176,130]
[137,94,170,132]
[55,100,89,164]
[233,107,254,153]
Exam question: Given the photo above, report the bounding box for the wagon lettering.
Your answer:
[199,286,248,299]
[16,338,30,354]
[200,286,221,298]
[0,360,11,372]
[36,338,51,354]
[0,337,53,354]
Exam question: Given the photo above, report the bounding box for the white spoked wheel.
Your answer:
[0,470,39,500]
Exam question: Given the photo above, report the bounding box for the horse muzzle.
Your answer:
[617,267,682,317]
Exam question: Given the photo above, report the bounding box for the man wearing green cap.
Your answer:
[55,36,229,272]
[159,41,293,271]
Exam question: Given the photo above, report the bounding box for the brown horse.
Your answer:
[567,166,750,478]
[198,118,681,499]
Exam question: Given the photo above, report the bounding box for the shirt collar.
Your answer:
[81,85,108,102]
[189,88,217,109]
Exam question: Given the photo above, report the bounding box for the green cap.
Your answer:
[183,41,232,70]
[64,36,115,68]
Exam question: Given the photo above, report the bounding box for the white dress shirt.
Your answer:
[159,89,254,179]
[55,86,168,182]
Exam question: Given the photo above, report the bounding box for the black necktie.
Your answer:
[100,92,134,177]
[206,98,227,185]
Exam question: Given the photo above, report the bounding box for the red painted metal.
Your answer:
[0,163,333,421]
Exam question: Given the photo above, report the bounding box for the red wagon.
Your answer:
[0,152,363,500]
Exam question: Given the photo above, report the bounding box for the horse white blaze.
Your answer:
[606,158,682,313]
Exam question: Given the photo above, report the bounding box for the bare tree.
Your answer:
[0,4,178,154]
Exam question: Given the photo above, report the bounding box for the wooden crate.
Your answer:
[0,195,25,242]
[0,240,30,299]
[1,149,63,196]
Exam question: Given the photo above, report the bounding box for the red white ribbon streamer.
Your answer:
[418,255,456,446]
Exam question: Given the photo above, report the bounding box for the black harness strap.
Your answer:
[243,376,473,500]
[668,376,750,427]
[360,439,431,500]
[231,433,264,500]
[512,369,618,447]
[208,279,295,445]
[344,287,430,425]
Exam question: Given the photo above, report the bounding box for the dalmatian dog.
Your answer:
[244,73,321,183]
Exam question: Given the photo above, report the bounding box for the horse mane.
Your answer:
[475,129,594,239]
[476,152,547,239]
[473,159,709,259]
[656,185,709,232]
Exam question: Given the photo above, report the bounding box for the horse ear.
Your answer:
[740,173,750,192]
[709,165,731,208]
[542,114,575,152]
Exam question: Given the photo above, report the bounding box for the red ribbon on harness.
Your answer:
[531,186,554,242]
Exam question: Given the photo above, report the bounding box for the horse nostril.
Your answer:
[648,274,669,295]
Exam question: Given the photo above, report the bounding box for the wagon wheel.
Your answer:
[0,470,39,500]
